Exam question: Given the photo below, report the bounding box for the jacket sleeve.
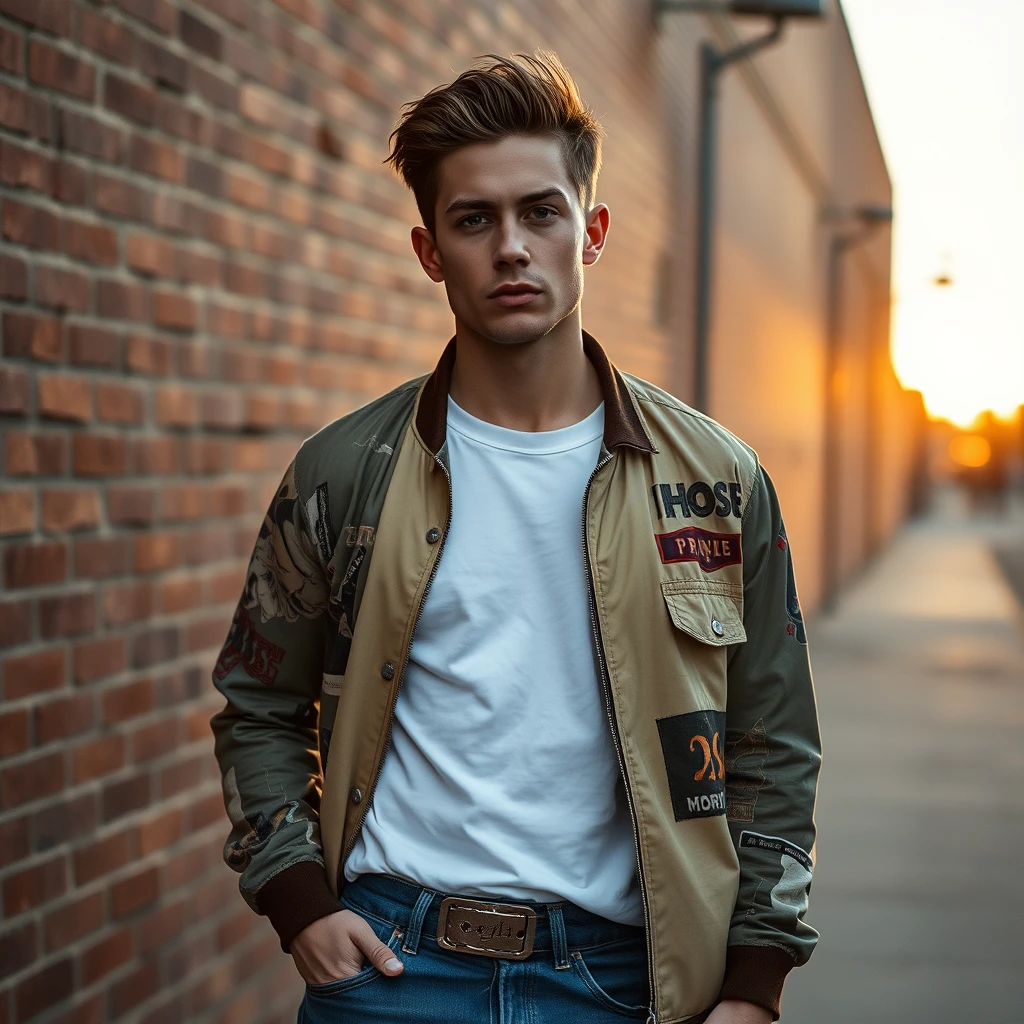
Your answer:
[209,459,342,953]
[719,463,822,1019]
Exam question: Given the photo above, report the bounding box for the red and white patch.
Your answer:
[655,526,742,572]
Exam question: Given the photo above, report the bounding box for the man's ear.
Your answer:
[582,203,610,267]
[411,226,445,283]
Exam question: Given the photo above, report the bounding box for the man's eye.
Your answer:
[458,214,487,228]
[530,207,557,220]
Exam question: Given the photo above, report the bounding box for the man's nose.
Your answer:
[493,218,530,267]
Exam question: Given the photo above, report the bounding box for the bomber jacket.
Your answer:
[210,332,821,1023]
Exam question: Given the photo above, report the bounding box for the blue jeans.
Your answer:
[298,873,652,1023]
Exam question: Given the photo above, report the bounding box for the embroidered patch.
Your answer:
[724,718,770,823]
[655,526,742,572]
[656,710,727,820]
[305,482,334,567]
[651,481,742,519]
[214,607,285,686]
[739,831,814,917]
[777,525,806,644]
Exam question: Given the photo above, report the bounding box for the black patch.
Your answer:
[652,481,742,520]
[656,710,728,820]
[725,719,770,823]
[777,525,806,644]
[325,546,365,675]
[309,482,334,566]
[739,831,813,872]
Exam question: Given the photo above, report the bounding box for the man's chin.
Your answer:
[472,312,563,348]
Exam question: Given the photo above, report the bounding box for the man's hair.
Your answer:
[386,52,604,235]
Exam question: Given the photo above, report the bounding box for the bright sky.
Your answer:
[841,0,1024,426]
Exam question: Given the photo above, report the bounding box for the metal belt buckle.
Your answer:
[436,896,537,960]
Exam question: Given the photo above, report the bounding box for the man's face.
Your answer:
[413,134,606,347]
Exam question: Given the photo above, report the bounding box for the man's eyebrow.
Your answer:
[444,188,570,215]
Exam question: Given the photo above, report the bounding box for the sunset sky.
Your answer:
[842,0,1024,426]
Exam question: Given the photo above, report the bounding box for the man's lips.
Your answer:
[488,284,542,307]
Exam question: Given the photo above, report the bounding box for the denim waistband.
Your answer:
[339,873,645,960]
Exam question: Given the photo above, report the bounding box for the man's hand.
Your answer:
[290,909,404,986]
[705,1000,773,1024]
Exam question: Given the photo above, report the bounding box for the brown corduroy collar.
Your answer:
[414,331,656,456]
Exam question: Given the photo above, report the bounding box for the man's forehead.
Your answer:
[436,135,574,205]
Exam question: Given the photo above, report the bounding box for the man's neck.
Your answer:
[448,317,603,433]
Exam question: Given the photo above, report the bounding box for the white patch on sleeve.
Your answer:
[770,854,813,916]
[322,673,344,696]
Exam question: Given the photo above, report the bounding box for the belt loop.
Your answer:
[548,904,570,970]
[401,888,434,955]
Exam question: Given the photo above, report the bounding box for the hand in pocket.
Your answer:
[291,908,404,987]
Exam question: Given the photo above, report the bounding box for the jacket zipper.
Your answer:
[340,452,453,865]
[582,451,657,1024]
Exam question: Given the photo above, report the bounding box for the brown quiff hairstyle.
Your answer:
[386,52,604,236]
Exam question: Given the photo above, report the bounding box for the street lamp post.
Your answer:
[657,0,824,411]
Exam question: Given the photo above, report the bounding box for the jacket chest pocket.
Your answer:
[660,578,745,707]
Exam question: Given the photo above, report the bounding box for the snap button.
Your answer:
[711,619,725,637]
[381,661,395,681]
[426,527,440,544]
[350,788,363,805]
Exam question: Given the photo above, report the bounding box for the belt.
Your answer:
[436,895,538,960]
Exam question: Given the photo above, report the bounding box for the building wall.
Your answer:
[0,1,912,1022]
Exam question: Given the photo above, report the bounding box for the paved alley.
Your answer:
[781,490,1024,1023]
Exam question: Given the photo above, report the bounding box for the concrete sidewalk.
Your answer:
[781,490,1024,1023]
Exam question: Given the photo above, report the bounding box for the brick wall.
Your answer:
[0,1,683,1020]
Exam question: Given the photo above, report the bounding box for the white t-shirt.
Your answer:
[344,396,644,926]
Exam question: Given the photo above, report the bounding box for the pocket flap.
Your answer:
[661,579,746,646]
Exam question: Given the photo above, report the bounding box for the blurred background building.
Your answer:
[0,0,927,1021]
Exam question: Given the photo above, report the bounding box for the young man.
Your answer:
[211,53,820,1024]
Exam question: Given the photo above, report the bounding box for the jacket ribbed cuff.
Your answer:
[256,861,342,953]
[718,945,797,1020]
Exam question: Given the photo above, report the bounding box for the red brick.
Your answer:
[0,599,31,647]
[71,733,125,785]
[73,635,127,684]
[73,434,128,476]
[153,290,196,331]
[126,232,174,277]
[77,8,134,65]
[0,139,54,193]
[0,489,34,535]
[59,108,124,163]
[35,692,93,742]
[1,750,65,808]
[111,960,161,1016]
[2,198,60,250]
[0,366,31,414]
[52,158,88,205]
[31,791,97,849]
[111,865,159,918]
[129,133,184,182]
[104,72,155,126]
[38,374,91,421]
[138,38,186,91]
[133,625,178,668]
[0,81,52,141]
[69,323,122,368]
[74,537,130,579]
[3,540,66,587]
[100,678,154,724]
[102,580,155,626]
[185,616,227,654]
[139,897,187,955]
[107,485,157,525]
[0,708,29,756]
[2,647,65,698]
[28,40,96,100]
[44,891,104,951]
[137,807,183,857]
[225,169,270,211]
[97,382,145,424]
[130,717,179,763]
[35,265,89,311]
[65,217,119,265]
[0,0,72,36]
[3,311,63,361]
[102,772,150,821]
[126,333,172,374]
[162,485,206,521]
[41,489,100,531]
[94,172,151,220]
[39,591,96,637]
[115,0,175,34]
[0,252,28,298]
[13,957,73,1022]
[80,926,133,985]
[134,531,178,572]
[0,24,22,73]
[155,385,198,427]
[0,815,31,869]
[176,246,221,287]
[96,278,149,320]
[133,436,181,474]
[4,431,66,476]
[3,856,67,916]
